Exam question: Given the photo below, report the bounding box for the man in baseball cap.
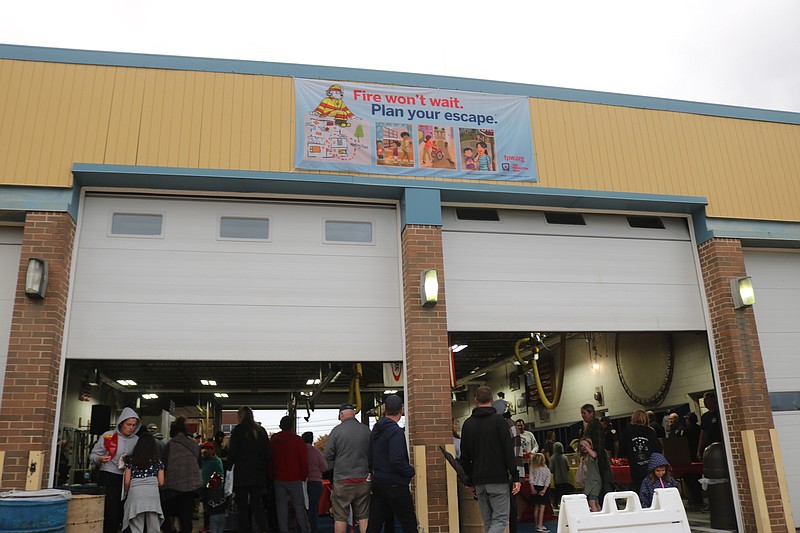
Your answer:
[324,402,371,533]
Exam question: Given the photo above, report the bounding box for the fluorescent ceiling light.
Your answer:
[201,380,217,386]
[116,379,137,386]
[450,344,468,353]
[306,378,321,385]
[214,393,229,398]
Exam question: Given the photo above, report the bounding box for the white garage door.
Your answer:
[743,249,800,523]
[0,227,23,408]
[67,196,403,362]
[443,208,707,332]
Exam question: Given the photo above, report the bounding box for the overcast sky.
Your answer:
[2,1,799,112]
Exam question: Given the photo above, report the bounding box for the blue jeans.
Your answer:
[306,480,323,533]
[475,483,510,533]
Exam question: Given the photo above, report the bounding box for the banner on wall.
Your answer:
[294,78,537,181]
[383,362,403,388]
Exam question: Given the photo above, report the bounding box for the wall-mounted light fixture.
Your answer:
[25,258,48,299]
[730,276,755,309]
[420,269,439,307]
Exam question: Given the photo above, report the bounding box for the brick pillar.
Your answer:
[698,237,789,531]
[401,225,452,533]
[0,212,75,489]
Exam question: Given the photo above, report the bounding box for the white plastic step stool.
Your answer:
[556,488,690,532]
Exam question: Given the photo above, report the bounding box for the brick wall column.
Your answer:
[0,212,75,489]
[401,225,452,533]
[698,237,789,531]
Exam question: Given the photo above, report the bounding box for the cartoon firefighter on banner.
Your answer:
[312,83,356,127]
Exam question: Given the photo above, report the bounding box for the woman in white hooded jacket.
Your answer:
[89,406,141,533]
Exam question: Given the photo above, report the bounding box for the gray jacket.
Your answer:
[324,417,371,481]
[89,407,141,475]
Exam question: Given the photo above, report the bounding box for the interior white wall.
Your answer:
[452,332,714,430]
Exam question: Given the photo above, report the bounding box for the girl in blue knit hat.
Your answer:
[639,452,678,508]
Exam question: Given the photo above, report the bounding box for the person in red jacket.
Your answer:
[271,416,310,533]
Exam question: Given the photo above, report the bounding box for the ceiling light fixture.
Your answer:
[306,378,321,385]
[116,379,137,386]
[450,344,468,353]
[214,392,229,398]
[200,379,217,386]
[142,393,158,399]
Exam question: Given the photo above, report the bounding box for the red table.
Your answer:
[672,462,703,476]
[611,465,633,485]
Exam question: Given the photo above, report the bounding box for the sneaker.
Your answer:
[537,527,549,532]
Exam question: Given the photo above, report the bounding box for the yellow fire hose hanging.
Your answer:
[348,363,363,415]
[514,333,566,409]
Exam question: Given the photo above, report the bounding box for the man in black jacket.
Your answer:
[366,394,417,533]
[460,386,521,533]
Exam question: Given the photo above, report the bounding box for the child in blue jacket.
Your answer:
[639,452,679,508]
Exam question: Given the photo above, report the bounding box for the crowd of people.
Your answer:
[88,395,419,533]
[456,387,723,533]
[85,389,722,533]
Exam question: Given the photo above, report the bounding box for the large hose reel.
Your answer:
[514,333,566,409]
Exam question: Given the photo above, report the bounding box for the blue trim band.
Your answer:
[6,165,798,249]
[70,163,707,215]
[0,186,81,220]
[402,189,442,227]
[2,44,799,126]
[695,216,800,247]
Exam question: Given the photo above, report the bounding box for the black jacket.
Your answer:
[459,406,519,485]
[369,417,415,485]
[228,423,272,488]
[619,424,662,486]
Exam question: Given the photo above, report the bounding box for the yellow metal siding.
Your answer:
[531,98,800,219]
[2,58,799,222]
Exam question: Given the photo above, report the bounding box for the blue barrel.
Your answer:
[0,489,71,533]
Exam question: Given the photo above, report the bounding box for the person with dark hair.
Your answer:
[303,432,328,533]
[599,416,619,458]
[200,442,225,532]
[228,406,272,533]
[213,431,226,455]
[698,392,723,459]
[162,416,204,533]
[122,432,165,532]
[459,386,520,533]
[579,404,612,507]
[89,406,141,533]
[681,412,705,509]
[270,416,310,533]
[366,395,417,533]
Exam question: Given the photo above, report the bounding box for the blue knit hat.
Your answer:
[647,452,671,472]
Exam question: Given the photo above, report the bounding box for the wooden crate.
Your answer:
[66,494,104,533]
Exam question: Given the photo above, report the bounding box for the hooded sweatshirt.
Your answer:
[369,416,415,485]
[89,407,141,475]
[638,452,678,508]
[459,406,519,485]
[548,441,570,485]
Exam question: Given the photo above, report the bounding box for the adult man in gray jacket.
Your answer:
[324,404,372,533]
